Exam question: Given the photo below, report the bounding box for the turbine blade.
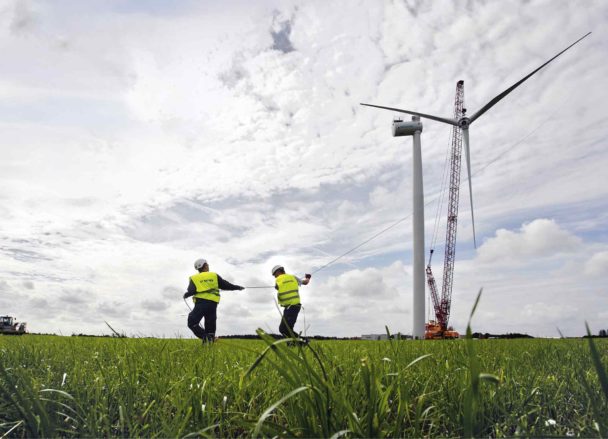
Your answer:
[468,32,591,124]
[360,103,458,126]
[462,128,477,248]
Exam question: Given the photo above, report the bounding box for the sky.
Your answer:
[1,0,607,338]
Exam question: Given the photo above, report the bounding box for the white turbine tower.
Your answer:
[361,32,591,339]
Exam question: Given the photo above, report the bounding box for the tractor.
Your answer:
[0,315,27,335]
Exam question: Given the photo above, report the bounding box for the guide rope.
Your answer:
[430,126,454,251]
[184,105,564,302]
[302,108,564,277]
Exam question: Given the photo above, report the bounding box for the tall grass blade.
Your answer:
[1,420,23,438]
[329,429,351,439]
[585,322,608,401]
[104,321,126,338]
[181,423,220,439]
[253,386,310,438]
[468,288,483,324]
[406,354,433,369]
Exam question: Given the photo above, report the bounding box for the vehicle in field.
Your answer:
[0,315,27,335]
[424,320,459,339]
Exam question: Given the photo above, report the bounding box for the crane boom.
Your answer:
[425,250,441,321]
[425,80,465,339]
[440,80,465,328]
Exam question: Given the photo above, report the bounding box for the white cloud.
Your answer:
[477,219,581,264]
[318,264,400,300]
[521,302,579,321]
[445,217,608,338]
[585,251,608,276]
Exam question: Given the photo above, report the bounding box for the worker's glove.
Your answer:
[183,292,190,299]
[305,274,312,279]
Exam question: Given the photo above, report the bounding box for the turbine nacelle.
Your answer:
[392,118,423,137]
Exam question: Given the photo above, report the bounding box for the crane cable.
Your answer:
[430,123,456,252]
[315,107,564,275]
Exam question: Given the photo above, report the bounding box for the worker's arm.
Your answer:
[217,275,245,291]
[297,274,312,286]
[183,280,197,299]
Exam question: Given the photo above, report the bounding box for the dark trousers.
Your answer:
[279,304,301,337]
[187,299,217,342]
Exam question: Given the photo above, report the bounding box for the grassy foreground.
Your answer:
[1,332,607,438]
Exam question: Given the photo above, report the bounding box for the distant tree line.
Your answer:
[583,329,608,338]
[29,330,608,339]
[63,333,361,340]
[471,332,534,339]
[219,334,361,340]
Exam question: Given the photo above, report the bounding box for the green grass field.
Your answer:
[1,330,607,438]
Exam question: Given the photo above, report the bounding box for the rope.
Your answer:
[472,111,557,178]
[181,97,565,315]
[309,215,411,275]
[301,304,308,338]
[430,122,454,250]
[306,108,563,276]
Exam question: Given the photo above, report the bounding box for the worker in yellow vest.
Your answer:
[183,258,245,343]
[272,265,311,338]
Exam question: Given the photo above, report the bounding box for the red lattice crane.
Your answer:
[425,80,465,340]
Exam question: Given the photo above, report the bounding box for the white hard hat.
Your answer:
[271,265,284,275]
[194,258,208,270]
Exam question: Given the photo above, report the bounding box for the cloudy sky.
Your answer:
[1,0,607,338]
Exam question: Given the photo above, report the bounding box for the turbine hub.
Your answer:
[458,117,470,129]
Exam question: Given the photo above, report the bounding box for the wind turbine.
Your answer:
[361,32,591,339]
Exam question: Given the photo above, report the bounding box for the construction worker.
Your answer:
[183,258,245,343]
[271,265,311,338]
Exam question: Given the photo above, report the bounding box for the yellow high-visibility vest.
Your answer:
[276,274,300,306]
[190,272,221,303]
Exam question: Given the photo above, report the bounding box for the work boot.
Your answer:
[202,333,215,345]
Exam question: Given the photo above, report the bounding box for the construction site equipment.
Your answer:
[362,34,592,338]
[425,320,459,339]
[0,315,27,335]
[425,80,465,340]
